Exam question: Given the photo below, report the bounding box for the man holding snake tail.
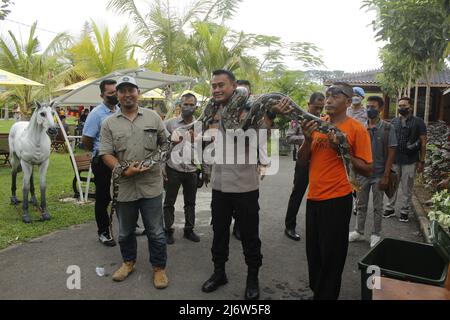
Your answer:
[298,82,373,300]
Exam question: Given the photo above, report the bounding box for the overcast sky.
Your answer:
[1,0,383,73]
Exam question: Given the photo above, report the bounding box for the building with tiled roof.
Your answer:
[324,69,450,123]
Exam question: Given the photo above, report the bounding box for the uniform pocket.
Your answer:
[143,127,158,151]
[112,132,128,152]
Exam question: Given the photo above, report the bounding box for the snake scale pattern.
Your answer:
[109,88,357,234]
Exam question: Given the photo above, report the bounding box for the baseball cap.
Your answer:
[116,76,139,90]
[353,87,365,98]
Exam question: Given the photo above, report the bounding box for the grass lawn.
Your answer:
[0,152,95,250]
[0,120,15,134]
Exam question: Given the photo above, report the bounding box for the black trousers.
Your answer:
[285,164,309,230]
[211,190,263,269]
[306,193,353,300]
[91,156,112,236]
[163,166,198,232]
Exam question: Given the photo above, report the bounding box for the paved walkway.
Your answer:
[0,157,423,300]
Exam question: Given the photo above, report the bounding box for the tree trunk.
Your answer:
[397,89,403,117]
[4,105,9,120]
[383,94,391,119]
[424,66,432,125]
[164,85,174,119]
[414,81,419,116]
[407,74,412,98]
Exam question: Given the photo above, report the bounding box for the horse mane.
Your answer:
[29,106,39,124]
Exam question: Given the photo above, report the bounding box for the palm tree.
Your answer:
[183,22,259,97]
[0,0,13,20]
[0,21,72,115]
[107,0,245,113]
[67,20,139,79]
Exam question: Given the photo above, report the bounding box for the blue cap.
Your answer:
[353,87,365,98]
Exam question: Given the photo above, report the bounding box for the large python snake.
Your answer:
[108,88,358,234]
[174,87,358,190]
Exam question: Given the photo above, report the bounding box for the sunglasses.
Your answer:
[326,86,351,98]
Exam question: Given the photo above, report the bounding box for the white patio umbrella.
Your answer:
[53,78,97,93]
[51,68,193,203]
[53,68,193,106]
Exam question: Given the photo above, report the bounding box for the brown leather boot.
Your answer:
[112,261,135,282]
[153,267,169,289]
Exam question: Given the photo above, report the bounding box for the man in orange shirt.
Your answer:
[298,82,373,300]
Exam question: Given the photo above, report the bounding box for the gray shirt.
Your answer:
[368,120,398,178]
[99,108,169,202]
[286,122,305,145]
[347,106,368,126]
[211,108,263,194]
[164,117,198,173]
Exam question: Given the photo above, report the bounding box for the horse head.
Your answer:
[35,102,58,136]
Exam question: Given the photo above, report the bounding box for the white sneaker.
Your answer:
[370,235,381,248]
[349,231,365,242]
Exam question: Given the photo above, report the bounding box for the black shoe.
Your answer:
[383,210,396,219]
[233,226,241,241]
[202,273,228,293]
[166,230,175,245]
[99,232,116,247]
[184,231,200,243]
[245,269,260,300]
[285,228,301,241]
[399,214,409,223]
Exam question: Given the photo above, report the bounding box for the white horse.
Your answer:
[9,102,58,223]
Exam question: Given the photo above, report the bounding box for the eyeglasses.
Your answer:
[326,86,351,98]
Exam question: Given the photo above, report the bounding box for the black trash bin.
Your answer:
[358,222,450,300]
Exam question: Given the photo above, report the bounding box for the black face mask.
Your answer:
[182,106,196,118]
[398,108,410,117]
[106,95,118,105]
[367,108,380,119]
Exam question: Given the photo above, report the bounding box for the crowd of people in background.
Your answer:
[75,70,427,300]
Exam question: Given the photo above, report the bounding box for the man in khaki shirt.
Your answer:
[100,76,170,290]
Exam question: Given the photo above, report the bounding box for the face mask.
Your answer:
[398,108,410,116]
[367,108,379,119]
[352,97,363,105]
[106,95,118,105]
[182,106,195,118]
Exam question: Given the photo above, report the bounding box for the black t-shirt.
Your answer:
[79,114,88,123]
[391,116,427,165]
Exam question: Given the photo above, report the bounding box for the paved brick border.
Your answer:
[412,190,431,244]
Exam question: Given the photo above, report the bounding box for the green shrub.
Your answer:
[428,189,450,229]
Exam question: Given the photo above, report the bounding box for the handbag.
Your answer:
[384,169,400,198]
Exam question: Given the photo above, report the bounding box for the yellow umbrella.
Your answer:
[174,90,208,102]
[140,89,165,100]
[0,68,44,87]
[54,78,97,92]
